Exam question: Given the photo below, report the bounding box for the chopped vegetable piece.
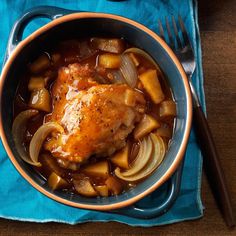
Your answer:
[155,125,172,138]
[110,143,130,169]
[105,176,123,195]
[82,161,109,178]
[128,53,139,66]
[29,88,51,112]
[134,114,160,140]
[28,77,45,91]
[91,38,125,53]
[29,122,64,166]
[124,89,136,107]
[116,136,153,177]
[120,54,138,88]
[98,54,121,69]
[29,54,50,74]
[115,134,165,182]
[94,185,109,197]
[149,133,165,167]
[48,172,69,190]
[124,48,163,76]
[139,69,165,104]
[159,100,177,117]
[123,89,145,107]
[12,109,40,166]
[74,178,97,197]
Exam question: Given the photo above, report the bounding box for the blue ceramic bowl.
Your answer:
[0,8,192,212]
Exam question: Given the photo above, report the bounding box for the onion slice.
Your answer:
[138,133,165,175]
[120,54,138,88]
[124,48,163,76]
[115,134,166,182]
[109,70,126,84]
[12,109,40,166]
[29,122,64,165]
[116,136,153,177]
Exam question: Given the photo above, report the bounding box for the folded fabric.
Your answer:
[0,0,204,226]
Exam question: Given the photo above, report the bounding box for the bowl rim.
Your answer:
[0,12,192,211]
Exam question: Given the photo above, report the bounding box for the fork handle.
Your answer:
[193,104,235,228]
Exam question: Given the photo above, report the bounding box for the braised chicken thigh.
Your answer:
[45,63,146,163]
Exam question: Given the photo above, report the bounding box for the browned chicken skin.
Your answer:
[45,63,146,163]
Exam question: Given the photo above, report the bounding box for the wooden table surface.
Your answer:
[0,0,235,235]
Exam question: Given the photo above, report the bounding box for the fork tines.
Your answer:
[158,15,189,50]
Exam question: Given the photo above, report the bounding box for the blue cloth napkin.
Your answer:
[0,0,204,226]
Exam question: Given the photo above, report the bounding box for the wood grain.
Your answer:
[0,0,236,235]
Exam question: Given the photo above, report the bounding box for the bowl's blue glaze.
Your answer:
[0,13,191,210]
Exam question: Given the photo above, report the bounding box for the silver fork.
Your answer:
[159,16,199,106]
[158,16,235,228]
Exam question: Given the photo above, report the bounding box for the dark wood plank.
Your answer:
[0,0,236,235]
[198,0,236,31]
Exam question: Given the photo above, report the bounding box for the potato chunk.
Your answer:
[91,38,125,53]
[29,88,51,112]
[48,172,69,190]
[124,89,136,107]
[29,54,50,74]
[155,125,172,138]
[82,161,109,178]
[110,143,130,169]
[134,114,160,140]
[159,100,177,117]
[139,69,164,104]
[94,185,109,197]
[73,178,97,197]
[105,176,123,195]
[28,77,45,91]
[124,89,145,107]
[99,54,121,69]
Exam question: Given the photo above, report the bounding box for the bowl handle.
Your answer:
[111,161,184,219]
[5,6,75,63]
